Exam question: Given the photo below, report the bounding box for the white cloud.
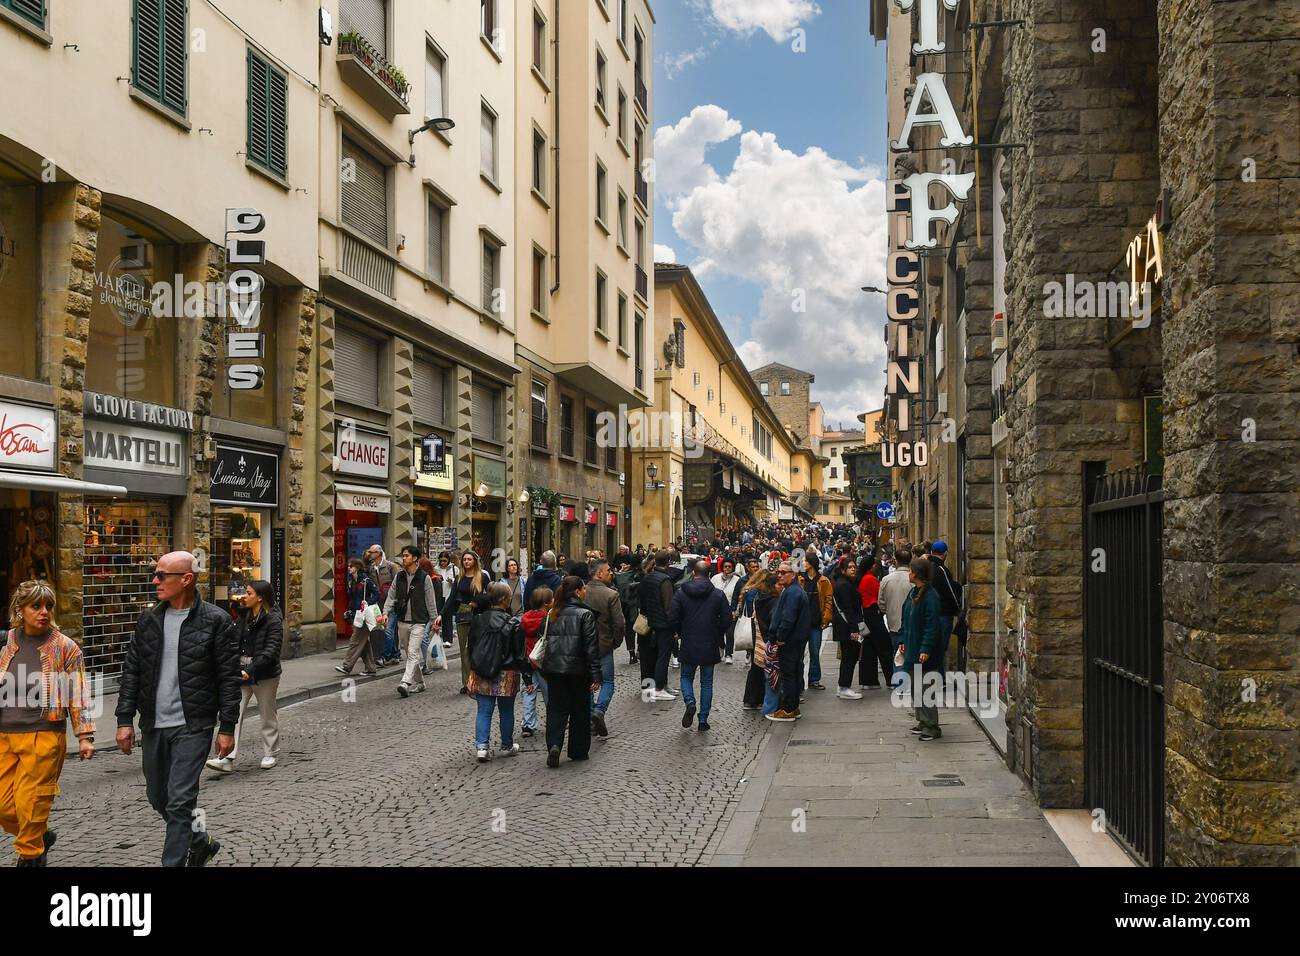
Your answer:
[660,44,714,80]
[653,243,678,264]
[653,106,743,199]
[709,0,822,42]
[656,107,888,424]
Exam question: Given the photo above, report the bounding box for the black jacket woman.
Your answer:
[437,550,489,691]
[467,582,532,762]
[740,570,777,710]
[831,561,866,699]
[538,576,601,767]
[206,580,283,773]
[339,559,380,676]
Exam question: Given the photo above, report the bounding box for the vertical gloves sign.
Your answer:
[224,208,268,391]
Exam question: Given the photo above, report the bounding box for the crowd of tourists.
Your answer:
[0,518,963,867]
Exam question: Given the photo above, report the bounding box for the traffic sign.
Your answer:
[876,502,895,521]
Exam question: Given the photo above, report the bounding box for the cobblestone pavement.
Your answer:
[47,655,769,867]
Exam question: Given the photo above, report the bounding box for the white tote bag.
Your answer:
[733,607,754,652]
[528,614,551,668]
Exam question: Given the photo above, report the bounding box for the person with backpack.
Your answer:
[614,559,643,666]
[467,582,531,762]
[928,542,963,669]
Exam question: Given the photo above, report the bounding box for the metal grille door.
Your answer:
[1084,467,1165,866]
[83,499,173,681]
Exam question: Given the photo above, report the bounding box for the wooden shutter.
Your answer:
[161,0,187,113]
[340,0,386,57]
[412,358,446,426]
[480,107,496,180]
[246,51,288,177]
[471,381,499,441]
[341,139,388,246]
[426,201,445,283]
[5,0,44,28]
[133,0,163,102]
[334,325,380,407]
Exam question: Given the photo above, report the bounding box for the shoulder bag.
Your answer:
[528,614,551,668]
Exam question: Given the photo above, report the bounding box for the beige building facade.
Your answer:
[511,0,655,566]
[630,264,793,547]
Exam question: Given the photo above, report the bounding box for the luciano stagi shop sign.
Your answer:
[211,445,279,508]
[0,398,57,471]
[83,392,190,477]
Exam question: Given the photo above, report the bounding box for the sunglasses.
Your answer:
[151,571,188,581]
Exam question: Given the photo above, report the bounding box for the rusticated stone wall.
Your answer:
[1158,0,1300,866]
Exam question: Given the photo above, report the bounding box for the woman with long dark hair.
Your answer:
[337,559,380,676]
[831,558,865,700]
[899,558,944,740]
[538,576,601,767]
[436,550,488,692]
[501,557,524,615]
[207,580,283,772]
[739,569,777,711]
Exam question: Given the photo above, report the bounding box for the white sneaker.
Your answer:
[205,757,233,773]
[476,749,490,762]
[260,756,277,769]
[443,641,452,648]
[671,656,680,668]
[499,743,520,757]
[724,655,734,665]
[651,690,676,701]
[837,688,863,700]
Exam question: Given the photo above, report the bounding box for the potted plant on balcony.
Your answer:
[384,64,409,103]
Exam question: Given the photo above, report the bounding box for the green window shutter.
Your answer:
[246,49,288,178]
[132,0,187,114]
[132,0,164,101]
[3,0,46,29]
[160,0,188,114]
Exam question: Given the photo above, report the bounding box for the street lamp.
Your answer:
[861,285,886,295]
[408,116,455,164]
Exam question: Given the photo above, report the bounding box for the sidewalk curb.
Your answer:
[709,718,792,866]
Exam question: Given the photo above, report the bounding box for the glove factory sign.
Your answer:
[224,208,269,392]
[882,0,972,470]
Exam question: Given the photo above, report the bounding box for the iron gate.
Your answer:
[1084,466,1164,866]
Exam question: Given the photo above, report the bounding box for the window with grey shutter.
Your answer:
[334,325,381,407]
[132,0,187,115]
[480,104,497,180]
[339,0,386,58]
[427,199,446,283]
[247,49,288,178]
[412,358,446,427]
[471,380,500,442]
[341,138,388,246]
[425,44,446,120]
[481,239,499,314]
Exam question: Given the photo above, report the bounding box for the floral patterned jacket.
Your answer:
[0,629,96,738]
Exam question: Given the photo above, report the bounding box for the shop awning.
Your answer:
[0,471,129,497]
[335,482,392,514]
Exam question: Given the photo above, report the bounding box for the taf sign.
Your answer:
[876,502,895,521]
[224,208,268,392]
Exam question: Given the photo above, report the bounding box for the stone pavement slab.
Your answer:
[718,644,1078,867]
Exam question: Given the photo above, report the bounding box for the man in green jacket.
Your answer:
[585,560,625,738]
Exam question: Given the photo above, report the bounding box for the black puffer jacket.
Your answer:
[237,608,284,683]
[831,574,863,643]
[116,599,242,735]
[539,601,601,684]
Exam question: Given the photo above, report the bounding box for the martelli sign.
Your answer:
[224,208,269,392]
[883,0,973,469]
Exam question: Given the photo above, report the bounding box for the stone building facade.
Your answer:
[873,0,1298,865]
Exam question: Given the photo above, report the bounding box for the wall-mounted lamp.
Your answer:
[475,482,489,498]
[518,489,531,503]
[408,116,456,165]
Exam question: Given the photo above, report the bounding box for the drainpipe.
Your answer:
[549,11,561,295]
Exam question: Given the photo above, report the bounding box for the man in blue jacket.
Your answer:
[523,550,565,609]
[668,561,731,731]
[766,561,811,721]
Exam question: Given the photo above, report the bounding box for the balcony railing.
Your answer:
[635,265,648,301]
[337,32,411,117]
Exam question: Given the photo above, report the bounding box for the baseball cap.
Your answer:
[931,541,949,554]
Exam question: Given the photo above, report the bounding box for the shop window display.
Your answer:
[211,509,267,615]
[82,499,173,680]
[0,491,56,611]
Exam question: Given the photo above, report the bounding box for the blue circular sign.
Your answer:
[876,502,895,520]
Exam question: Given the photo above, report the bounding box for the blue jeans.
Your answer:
[475,694,516,749]
[522,673,548,730]
[763,678,780,715]
[593,653,615,715]
[680,663,715,721]
[382,613,399,659]
[808,625,824,684]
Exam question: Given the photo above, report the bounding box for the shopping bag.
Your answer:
[733,612,754,652]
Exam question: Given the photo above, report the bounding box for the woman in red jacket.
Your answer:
[519,587,553,737]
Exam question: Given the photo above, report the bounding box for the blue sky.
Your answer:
[650,0,890,426]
